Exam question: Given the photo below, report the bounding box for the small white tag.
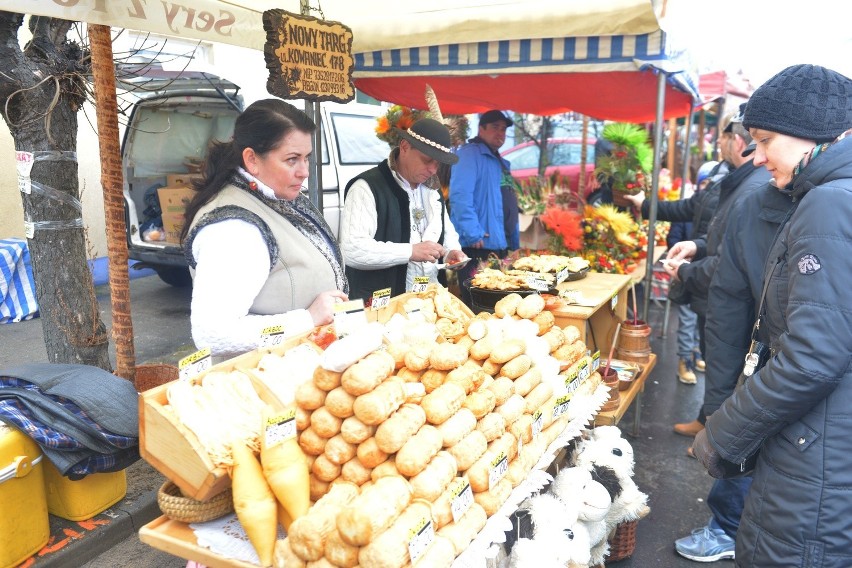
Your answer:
[552,394,571,419]
[179,347,212,381]
[531,410,543,438]
[488,452,509,489]
[16,151,34,195]
[611,292,618,310]
[24,222,35,239]
[260,325,286,348]
[264,410,297,447]
[333,299,367,339]
[407,518,434,564]
[449,479,474,523]
[371,287,391,310]
[412,276,429,293]
[555,265,569,284]
[526,276,549,291]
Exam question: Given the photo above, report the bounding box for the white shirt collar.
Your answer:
[238,167,278,200]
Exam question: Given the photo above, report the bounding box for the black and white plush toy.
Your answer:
[508,493,592,568]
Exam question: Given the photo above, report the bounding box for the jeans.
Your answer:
[676,304,700,359]
[707,476,753,539]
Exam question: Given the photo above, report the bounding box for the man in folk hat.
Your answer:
[449,109,519,308]
[340,117,466,301]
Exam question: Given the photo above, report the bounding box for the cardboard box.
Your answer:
[166,173,202,188]
[157,187,196,244]
[0,426,49,568]
[43,459,127,521]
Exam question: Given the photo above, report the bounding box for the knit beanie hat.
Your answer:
[742,64,852,142]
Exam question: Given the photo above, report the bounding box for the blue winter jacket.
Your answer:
[449,141,513,250]
[706,136,852,567]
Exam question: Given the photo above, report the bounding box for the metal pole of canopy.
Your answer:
[301,0,323,211]
[680,104,695,198]
[642,70,667,321]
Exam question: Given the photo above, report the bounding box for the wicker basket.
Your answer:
[135,364,179,392]
[605,519,638,563]
[157,480,234,523]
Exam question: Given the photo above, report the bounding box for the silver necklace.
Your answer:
[411,186,427,240]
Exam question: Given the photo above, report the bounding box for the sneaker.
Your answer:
[678,359,697,384]
[675,524,735,562]
[673,420,705,437]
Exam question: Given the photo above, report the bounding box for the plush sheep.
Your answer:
[551,466,611,567]
[508,493,592,568]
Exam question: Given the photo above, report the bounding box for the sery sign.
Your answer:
[262,9,355,103]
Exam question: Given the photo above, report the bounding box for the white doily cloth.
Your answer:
[190,513,285,565]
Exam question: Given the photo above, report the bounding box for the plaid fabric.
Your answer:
[0,377,138,478]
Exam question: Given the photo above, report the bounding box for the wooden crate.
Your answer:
[139,286,470,501]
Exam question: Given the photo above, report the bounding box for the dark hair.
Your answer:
[179,99,316,241]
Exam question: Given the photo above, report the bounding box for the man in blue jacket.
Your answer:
[450,110,519,307]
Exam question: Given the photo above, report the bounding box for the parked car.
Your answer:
[501,138,601,203]
[120,68,388,287]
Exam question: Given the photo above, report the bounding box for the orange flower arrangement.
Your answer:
[540,207,584,253]
[375,105,430,147]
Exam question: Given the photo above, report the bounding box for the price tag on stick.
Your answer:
[260,325,286,348]
[371,288,391,310]
[179,347,212,381]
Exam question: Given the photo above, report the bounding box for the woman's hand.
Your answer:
[308,290,348,326]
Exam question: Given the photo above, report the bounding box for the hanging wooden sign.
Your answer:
[262,9,355,103]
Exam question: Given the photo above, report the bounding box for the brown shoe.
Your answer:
[678,359,697,384]
[673,420,705,437]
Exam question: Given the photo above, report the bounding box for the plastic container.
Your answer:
[0,425,49,568]
[42,458,127,521]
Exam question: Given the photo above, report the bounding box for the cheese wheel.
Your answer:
[340,456,372,485]
[311,406,342,439]
[313,366,342,391]
[340,415,375,444]
[295,380,327,411]
[356,436,389,468]
[324,434,356,465]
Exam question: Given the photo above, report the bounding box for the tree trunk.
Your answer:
[0,12,111,369]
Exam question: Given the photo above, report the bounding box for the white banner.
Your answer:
[0,0,266,51]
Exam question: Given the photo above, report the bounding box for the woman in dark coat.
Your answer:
[692,64,852,567]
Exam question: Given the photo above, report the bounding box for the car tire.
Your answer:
[586,190,605,207]
[155,266,193,288]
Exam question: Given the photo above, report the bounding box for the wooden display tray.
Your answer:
[594,353,656,432]
[139,286,471,501]
[550,272,632,352]
[139,516,256,568]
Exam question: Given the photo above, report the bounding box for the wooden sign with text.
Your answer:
[262,9,355,102]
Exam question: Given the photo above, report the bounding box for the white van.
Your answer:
[121,70,388,286]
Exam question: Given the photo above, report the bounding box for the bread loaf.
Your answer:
[473,477,511,516]
[516,293,545,319]
[429,342,469,371]
[447,429,488,472]
[509,413,534,445]
[325,386,356,419]
[499,354,532,379]
[532,310,555,335]
[356,437,389,468]
[421,383,466,425]
[324,434,356,465]
[410,534,456,567]
[371,457,399,482]
[462,389,496,419]
[396,425,443,476]
[337,475,412,546]
[496,393,525,424]
[340,456,372,485]
[494,293,522,317]
[375,403,427,453]
[341,350,396,395]
[523,381,554,414]
[467,432,515,492]
[340,416,375,444]
[541,327,566,352]
[295,380,327,410]
[409,451,458,501]
[513,367,542,397]
[436,407,476,447]
[288,482,359,561]
[489,339,526,364]
[436,502,488,556]
[358,499,434,568]
[323,529,359,567]
[476,412,506,442]
[420,369,448,393]
[485,376,514,406]
[311,406,342,438]
[353,377,405,425]
[403,344,434,372]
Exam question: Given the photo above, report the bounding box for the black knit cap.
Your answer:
[742,64,852,142]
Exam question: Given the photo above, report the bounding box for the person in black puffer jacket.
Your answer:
[692,64,852,568]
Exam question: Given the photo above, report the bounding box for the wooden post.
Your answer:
[667,118,677,173]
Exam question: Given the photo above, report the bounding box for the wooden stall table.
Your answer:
[594,354,656,436]
[551,272,632,353]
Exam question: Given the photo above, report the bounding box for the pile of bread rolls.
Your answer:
[277,290,602,568]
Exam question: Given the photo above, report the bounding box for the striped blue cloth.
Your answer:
[0,238,39,324]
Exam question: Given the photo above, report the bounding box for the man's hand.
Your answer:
[667,240,697,262]
[692,428,736,479]
[411,241,446,262]
[445,249,467,265]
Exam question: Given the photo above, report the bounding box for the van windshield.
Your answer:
[327,112,390,165]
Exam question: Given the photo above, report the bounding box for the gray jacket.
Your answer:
[706,136,852,567]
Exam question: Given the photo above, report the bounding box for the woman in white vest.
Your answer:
[181,99,348,360]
